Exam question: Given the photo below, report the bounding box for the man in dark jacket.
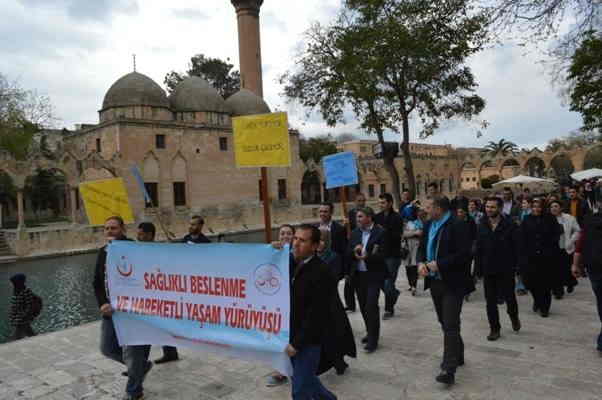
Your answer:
[287,224,337,400]
[572,203,602,354]
[318,202,347,256]
[417,197,474,386]
[348,207,386,353]
[564,186,590,226]
[93,216,151,400]
[474,197,521,341]
[344,193,366,312]
[375,193,404,319]
[182,215,211,244]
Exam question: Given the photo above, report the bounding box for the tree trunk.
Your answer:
[400,113,416,199]
[375,128,402,207]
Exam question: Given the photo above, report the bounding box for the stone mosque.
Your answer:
[0,0,598,258]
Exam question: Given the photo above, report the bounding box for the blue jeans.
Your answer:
[383,257,402,312]
[588,269,602,351]
[291,346,337,400]
[100,317,151,396]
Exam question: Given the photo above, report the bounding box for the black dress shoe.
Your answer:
[361,336,369,344]
[554,294,563,300]
[511,317,521,332]
[364,346,377,354]
[567,285,575,294]
[487,330,501,341]
[540,311,549,318]
[382,311,393,320]
[532,304,539,313]
[154,355,179,364]
[436,371,455,385]
[335,362,348,375]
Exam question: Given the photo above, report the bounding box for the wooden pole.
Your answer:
[261,167,272,243]
[341,187,351,238]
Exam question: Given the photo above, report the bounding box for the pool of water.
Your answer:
[0,252,100,344]
[0,229,275,343]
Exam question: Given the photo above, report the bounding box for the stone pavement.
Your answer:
[1,279,600,400]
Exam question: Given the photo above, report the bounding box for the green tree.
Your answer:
[281,0,489,202]
[164,54,241,99]
[481,139,519,158]
[299,134,339,163]
[567,31,602,132]
[0,73,55,160]
[24,169,66,218]
[481,174,501,189]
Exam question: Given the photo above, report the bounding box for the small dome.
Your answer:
[169,76,228,113]
[225,88,270,116]
[102,72,169,110]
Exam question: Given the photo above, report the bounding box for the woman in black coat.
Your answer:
[317,228,357,375]
[518,198,564,317]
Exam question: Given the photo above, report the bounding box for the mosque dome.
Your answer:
[169,76,229,113]
[225,88,270,116]
[101,72,169,110]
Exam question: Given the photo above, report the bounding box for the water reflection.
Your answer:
[0,253,99,344]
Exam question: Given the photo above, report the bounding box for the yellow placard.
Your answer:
[79,178,135,226]
[232,112,291,168]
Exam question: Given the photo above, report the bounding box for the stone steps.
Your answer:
[0,231,14,257]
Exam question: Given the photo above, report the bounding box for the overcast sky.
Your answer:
[0,0,584,149]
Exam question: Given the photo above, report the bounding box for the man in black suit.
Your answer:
[344,194,366,312]
[374,193,404,319]
[287,224,337,400]
[417,197,474,386]
[348,207,386,353]
[318,203,347,256]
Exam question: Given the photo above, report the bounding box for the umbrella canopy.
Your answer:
[570,168,602,181]
[492,175,556,186]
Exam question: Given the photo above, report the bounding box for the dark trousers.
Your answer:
[354,272,382,348]
[405,265,418,289]
[430,279,464,374]
[162,346,178,359]
[291,345,337,400]
[344,277,356,311]
[383,257,402,312]
[553,250,578,296]
[100,317,151,396]
[483,273,519,330]
[11,323,36,340]
[524,269,553,313]
[588,269,602,351]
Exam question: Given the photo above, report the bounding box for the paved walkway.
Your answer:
[0,278,600,400]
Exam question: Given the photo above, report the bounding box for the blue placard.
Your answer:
[323,152,359,189]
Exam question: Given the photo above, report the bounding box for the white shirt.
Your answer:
[357,224,374,272]
[319,220,332,231]
[502,201,513,216]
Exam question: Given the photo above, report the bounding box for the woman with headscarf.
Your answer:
[518,198,564,317]
[317,228,356,375]
[8,273,36,340]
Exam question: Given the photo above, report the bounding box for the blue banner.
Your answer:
[323,151,359,189]
[107,241,292,375]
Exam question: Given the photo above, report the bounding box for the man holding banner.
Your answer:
[94,216,152,400]
[288,224,338,400]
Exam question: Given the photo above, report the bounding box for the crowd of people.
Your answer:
[7,179,602,400]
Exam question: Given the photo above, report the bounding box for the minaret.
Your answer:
[230,0,264,97]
